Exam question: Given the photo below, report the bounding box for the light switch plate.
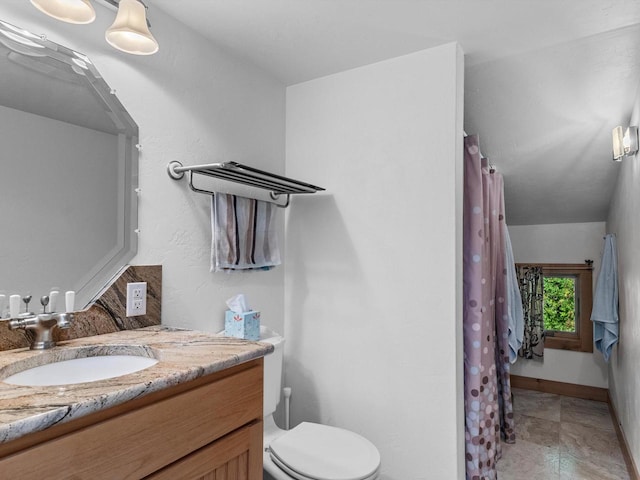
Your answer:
[126,282,147,317]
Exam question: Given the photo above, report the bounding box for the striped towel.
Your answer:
[211,194,281,272]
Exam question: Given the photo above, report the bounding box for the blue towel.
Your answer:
[505,227,524,363]
[591,234,619,362]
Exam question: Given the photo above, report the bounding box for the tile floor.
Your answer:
[496,388,631,480]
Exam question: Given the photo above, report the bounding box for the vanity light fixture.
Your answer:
[612,126,638,161]
[30,0,158,55]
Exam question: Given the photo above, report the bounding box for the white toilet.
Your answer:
[260,327,381,480]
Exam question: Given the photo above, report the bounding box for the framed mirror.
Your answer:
[0,20,138,312]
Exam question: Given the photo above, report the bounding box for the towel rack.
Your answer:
[167,161,325,208]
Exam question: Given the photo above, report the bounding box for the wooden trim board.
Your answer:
[510,375,608,402]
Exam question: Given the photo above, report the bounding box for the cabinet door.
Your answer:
[145,420,263,480]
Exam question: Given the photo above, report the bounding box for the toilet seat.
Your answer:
[268,422,380,480]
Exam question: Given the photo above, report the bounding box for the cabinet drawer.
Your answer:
[0,362,263,479]
[145,420,263,480]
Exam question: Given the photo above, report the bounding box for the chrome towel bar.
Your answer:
[167,161,325,208]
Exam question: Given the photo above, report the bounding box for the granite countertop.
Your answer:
[0,326,273,444]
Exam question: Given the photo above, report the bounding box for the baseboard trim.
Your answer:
[510,375,608,402]
[607,392,640,480]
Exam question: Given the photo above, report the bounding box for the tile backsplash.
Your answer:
[0,265,161,351]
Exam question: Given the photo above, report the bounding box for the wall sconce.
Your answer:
[612,126,638,161]
[30,0,158,55]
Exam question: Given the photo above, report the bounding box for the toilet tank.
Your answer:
[260,326,285,418]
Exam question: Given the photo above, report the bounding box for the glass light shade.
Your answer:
[30,0,96,24]
[612,126,625,161]
[105,0,158,55]
[624,126,638,156]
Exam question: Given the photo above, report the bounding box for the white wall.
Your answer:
[606,89,640,471]
[285,44,464,480]
[0,3,287,335]
[508,222,608,388]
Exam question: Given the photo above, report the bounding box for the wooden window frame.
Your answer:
[516,263,593,353]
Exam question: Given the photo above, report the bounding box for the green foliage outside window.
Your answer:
[543,277,576,332]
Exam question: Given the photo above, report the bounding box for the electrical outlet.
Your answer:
[126,282,147,317]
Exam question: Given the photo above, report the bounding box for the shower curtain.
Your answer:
[463,135,515,480]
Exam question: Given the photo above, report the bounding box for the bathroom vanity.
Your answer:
[0,327,272,479]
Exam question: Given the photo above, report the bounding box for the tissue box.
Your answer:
[225,310,260,341]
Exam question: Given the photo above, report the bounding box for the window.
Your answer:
[543,276,577,333]
[518,263,593,353]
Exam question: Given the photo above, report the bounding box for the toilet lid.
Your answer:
[269,422,380,480]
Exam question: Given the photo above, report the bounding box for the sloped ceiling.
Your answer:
[153,0,640,225]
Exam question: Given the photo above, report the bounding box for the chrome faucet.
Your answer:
[6,291,75,350]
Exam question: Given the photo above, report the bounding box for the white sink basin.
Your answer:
[3,355,158,386]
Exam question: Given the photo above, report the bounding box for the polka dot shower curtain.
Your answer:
[463,135,515,480]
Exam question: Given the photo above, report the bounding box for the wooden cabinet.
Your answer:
[0,359,264,480]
